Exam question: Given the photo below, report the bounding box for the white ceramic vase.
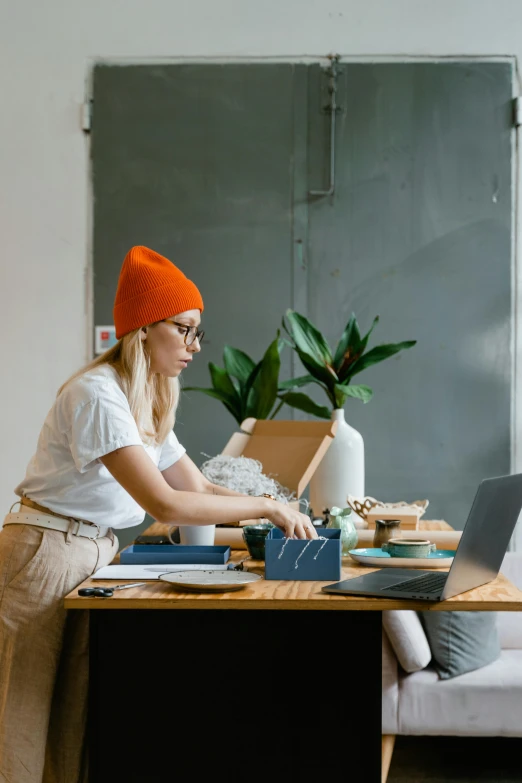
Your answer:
[309,408,365,526]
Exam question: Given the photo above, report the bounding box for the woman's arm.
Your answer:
[99,445,315,539]
[162,454,269,528]
[161,453,245,497]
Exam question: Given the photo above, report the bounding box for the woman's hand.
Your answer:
[263,500,317,540]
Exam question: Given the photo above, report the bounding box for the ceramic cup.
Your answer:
[179,525,216,546]
[373,519,402,549]
[381,538,436,558]
[242,522,274,561]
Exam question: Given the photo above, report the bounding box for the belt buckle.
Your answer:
[89,522,101,540]
[75,519,100,540]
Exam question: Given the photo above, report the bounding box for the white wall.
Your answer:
[1,0,522,533]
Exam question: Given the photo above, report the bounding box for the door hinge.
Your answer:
[513,96,522,128]
[81,100,92,133]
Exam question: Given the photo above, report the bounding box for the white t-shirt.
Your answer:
[14,365,186,529]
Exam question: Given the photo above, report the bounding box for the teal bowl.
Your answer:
[242,523,274,561]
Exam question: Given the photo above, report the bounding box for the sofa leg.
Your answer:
[381,734,396,783]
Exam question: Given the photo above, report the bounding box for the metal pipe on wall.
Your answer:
[309,54,341,199]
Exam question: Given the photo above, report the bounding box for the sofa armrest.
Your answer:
[382,628,399,735]
[498,552,522,649]
[500,552,522,589]
[383,610,432,672]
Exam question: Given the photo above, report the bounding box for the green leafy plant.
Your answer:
[280,309,417,419]
[184,334,294,425]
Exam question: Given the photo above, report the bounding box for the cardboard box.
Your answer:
[365,505,420,530]
[265,527,342,581]
[219,417,337,522]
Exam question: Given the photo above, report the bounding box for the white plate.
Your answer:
[159,569,262,592]
[348,548,455,568]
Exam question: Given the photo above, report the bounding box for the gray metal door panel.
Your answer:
[92,64,306,543]
[306,62,513,527]
[92,61,513,540]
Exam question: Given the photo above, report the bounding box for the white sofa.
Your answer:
[381,551,522,782]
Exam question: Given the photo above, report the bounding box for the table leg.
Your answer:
[89,609,382,782]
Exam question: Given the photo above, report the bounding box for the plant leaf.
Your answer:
[278,374,316,391]
[295,347,339,390]
[333,313,362,371]
[244,337,281,419]
[281,314,294,345]
[284,310,339,391]
[223,346,256,386]
[335,315,382,382]
[348,341,417,379]
[334,383,373,406]
[209,363,241,403]
[183,386,217,394]
[359,315,380,353]
[243,332,284,410]
[278,392,332,420]
[244,361,262,397]
[285,309,334,365]
[182,386,243,424]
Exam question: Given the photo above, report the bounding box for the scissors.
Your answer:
[77,582,146,598]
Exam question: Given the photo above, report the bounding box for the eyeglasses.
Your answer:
[164,319,205,347]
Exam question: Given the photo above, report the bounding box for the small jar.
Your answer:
[327,506,358,556]
[373,519,402,549]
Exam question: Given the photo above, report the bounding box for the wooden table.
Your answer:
[66,521,522,783]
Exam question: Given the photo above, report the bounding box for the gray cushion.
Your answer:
[420,611,501,680]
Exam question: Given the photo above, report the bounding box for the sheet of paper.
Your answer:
[92,564,229,580]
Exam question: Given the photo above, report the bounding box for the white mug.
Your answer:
[179,525,216,546]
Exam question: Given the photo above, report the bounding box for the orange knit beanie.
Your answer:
[113,246,204,339]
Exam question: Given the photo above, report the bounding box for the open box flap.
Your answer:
[221,417,337,498]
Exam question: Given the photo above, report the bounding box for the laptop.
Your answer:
[322,473,522,601]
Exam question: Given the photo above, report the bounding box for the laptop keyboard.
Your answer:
[385,572,448,594]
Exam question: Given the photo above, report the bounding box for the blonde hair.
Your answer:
[58,329,180,445]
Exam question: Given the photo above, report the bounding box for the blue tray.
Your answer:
[120,544,231,565]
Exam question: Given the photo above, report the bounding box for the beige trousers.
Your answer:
[0,513,118,783]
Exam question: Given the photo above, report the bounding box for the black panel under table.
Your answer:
[89,609,382,783]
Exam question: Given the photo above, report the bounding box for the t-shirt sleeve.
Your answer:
[66,384,143,473]
[158,429,186,472]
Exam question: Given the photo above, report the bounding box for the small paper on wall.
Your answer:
[94,325,118,355]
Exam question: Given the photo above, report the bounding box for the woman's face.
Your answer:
[142,309,202,377]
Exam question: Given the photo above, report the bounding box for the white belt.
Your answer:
[3,512,109,540]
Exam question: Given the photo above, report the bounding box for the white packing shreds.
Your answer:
[200,454,296,503]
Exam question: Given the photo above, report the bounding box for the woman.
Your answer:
[0,245,316,783]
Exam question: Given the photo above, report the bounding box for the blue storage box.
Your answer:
[264,528,341,581]
[120,545,230,565]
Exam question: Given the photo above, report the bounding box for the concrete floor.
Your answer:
[388,736,522,782]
